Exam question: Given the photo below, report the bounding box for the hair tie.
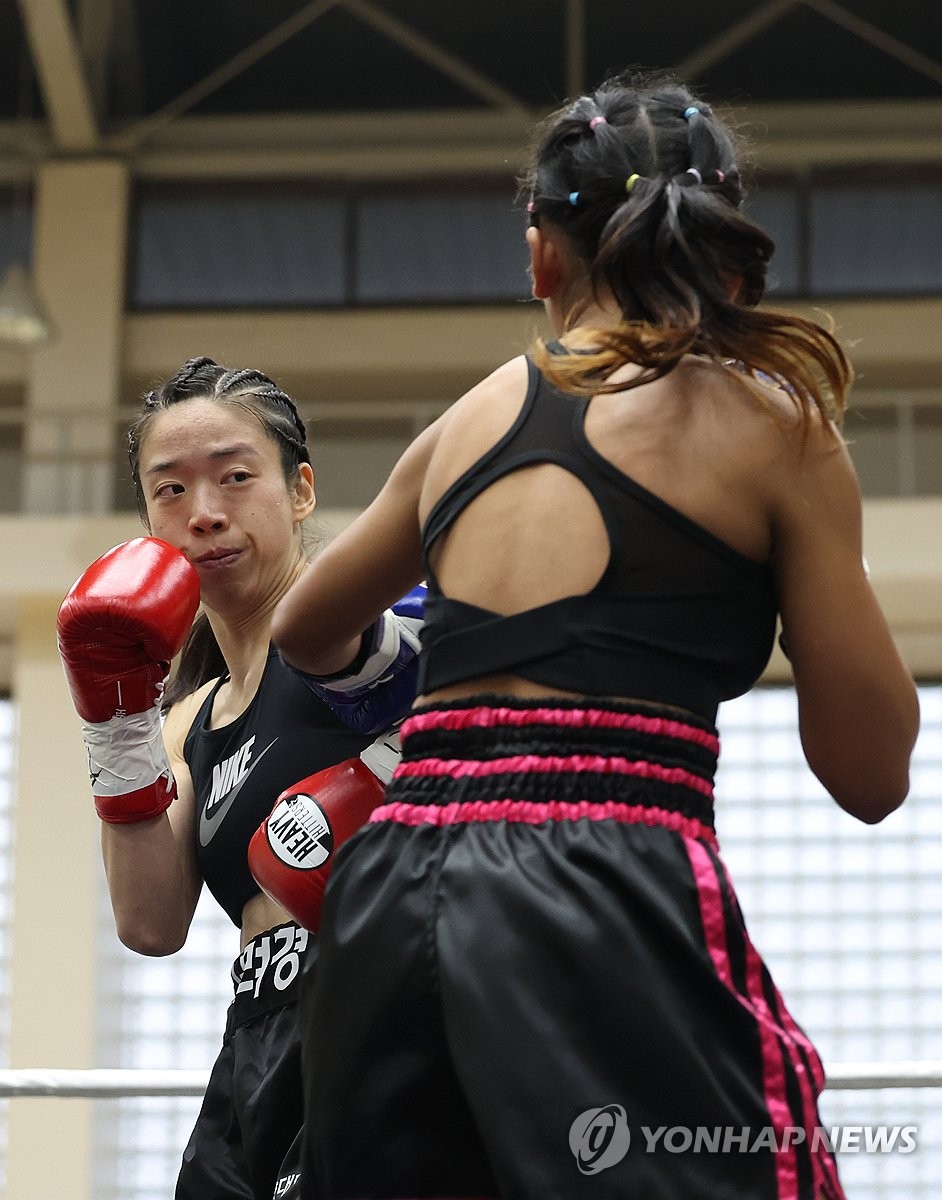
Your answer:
[625,174,641,193]
[568,191,580,206]
[683,106,700,120]
[526,200,536,213]
[686,167,703,185]
[588,116,607,130]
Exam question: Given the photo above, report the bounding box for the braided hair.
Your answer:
[521,71,851,428]
[128,356,311,519]
[127,356,315,706]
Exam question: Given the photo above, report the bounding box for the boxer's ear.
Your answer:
[527,225,563,301]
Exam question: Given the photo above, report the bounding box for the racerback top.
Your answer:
[184,647,372,927]
[418,357,777,721]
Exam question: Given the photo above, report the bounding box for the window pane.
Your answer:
[130,189,348,308]
[717,684,942,1199]
[0,420,23,515]
[746,186,802,297]
[0,193,31,274]
[810,185,942,296]
[356,193,528,303]
[843,406,904,497]
[92,888,234,1200]
[913,406,942,496]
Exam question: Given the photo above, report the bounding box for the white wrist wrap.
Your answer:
[319,611,420,694]
[81,708,172,796]
[396,616,423,652]
[359,730,402,784]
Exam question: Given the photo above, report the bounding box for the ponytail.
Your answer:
[522,72,852,429]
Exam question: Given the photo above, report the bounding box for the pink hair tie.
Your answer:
[588,116,607,130]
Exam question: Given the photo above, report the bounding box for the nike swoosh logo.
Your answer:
[199,738,278,847]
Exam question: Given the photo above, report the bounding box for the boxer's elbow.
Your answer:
[831,781,908,825]
[113,908,189,957]
[807,745,911,825]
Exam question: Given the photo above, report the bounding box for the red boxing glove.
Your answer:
[248,730,400,932]
[57,537,201,823]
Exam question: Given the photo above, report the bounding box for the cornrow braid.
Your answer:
[139,356,218,411]
[127,356,313,521]
[216,366,311,467]
[127,356,320,711]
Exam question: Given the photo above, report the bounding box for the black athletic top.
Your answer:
[418,358,777,722]
[184,647,371,927]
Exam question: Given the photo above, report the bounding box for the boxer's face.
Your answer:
[138,397,314,613]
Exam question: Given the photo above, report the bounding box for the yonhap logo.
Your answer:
[569,1105,631,1174]
[567,1115,918,1168]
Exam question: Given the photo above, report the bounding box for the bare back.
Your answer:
[276,344,915,820]
[418,353,784,703]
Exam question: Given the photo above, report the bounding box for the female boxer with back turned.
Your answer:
[272,73,919,1199]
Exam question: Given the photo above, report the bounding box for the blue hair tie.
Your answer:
[683,106,700,120]
[568,191,580,206]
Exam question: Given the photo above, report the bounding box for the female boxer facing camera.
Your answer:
[270,74,919,1199]
[57,358,422,1200]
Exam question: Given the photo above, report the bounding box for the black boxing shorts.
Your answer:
[298,697,844,1200]
[176,922,312,1200]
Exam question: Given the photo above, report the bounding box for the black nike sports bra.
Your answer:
[417,357,777,722]
[184,648,371,927]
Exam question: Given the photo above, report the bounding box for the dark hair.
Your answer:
[127,356,313,708]
[520,71,851,427]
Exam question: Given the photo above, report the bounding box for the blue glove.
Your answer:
[287,584,426,736]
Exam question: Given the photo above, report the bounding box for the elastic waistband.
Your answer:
[226,921,310,1035]
[372,696,718,840]
[400,697,718,752]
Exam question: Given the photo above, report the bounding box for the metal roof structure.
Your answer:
[1,1,941,175]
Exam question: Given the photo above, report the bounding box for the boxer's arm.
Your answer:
[283,585,426,734]
[273,358,528,676]
[100,693,204,955]
[772,418,919,823]
[58,537,204,953]
[273,419,440,676]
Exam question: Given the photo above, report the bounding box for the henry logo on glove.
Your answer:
[264,791,334,871]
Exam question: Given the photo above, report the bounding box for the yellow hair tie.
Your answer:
[626,173,641,193]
